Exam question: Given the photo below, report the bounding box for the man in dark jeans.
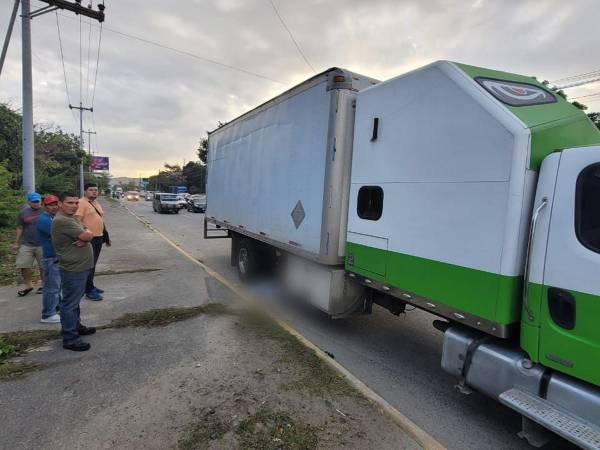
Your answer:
[52,193,97,351]
[75,183,111,301]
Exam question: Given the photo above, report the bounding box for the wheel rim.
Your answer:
[239,248,249,275]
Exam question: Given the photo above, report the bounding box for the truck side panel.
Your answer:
[206,81,332,256]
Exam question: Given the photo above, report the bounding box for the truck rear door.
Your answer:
[538,145,600,387]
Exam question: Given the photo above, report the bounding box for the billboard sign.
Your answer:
[91,156,109,171]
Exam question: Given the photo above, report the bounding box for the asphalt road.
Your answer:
[123,199,573,450]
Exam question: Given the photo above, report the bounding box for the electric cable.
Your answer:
[570,92,600,100]
[550,69,600,85]
[54,11,284,85]
[90,22,103,109]
[55,12,78,124]
[267,0,315,73]
[85,19,92,104]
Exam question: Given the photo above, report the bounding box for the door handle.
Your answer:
[547,287,576,330]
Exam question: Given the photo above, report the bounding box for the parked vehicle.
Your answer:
[187,194,207,213]
[126,191,140,201]
[152,192,179,214]
[145,191,153,201]
[205,63,600,448]
[176,194,187,210]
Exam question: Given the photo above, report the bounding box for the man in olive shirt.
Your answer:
[52,193,97,351]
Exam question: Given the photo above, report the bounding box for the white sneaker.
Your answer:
[40,314,61,324]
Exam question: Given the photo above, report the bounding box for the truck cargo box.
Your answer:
[345,60,600,337]
[206,68,378,265]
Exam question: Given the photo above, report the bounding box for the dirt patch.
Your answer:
[236,310,356,397]
[95,268,162,276]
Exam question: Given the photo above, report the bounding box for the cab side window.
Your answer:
[576,163,600,253]
[357,186,384,221]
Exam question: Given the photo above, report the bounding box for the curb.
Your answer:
[120,201,446,450]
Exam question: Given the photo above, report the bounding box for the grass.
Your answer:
[237,311,356,397]
[235,408,319,450]
[178,408,319,450]
[0,361,43,381]
[101,304,227,329]
[95,268,162,277]
[178,412,231,450]
[0,330,59,381]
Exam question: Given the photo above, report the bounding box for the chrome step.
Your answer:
[500,388,600,450]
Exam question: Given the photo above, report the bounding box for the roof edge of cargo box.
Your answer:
[208,67,379,136]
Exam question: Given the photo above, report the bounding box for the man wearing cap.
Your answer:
[36,195,61,323]
[12,193,44,297]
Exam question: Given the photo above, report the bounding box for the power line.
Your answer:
[55,12,78,124]
[85,19,92,104]
[550,68,600,85]
[556,75,600,90]
[267,0,315,73]
[570,92,600,100]
[55,11,285,85]
[90,23,103,108]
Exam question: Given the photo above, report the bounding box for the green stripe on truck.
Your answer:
[346,241,521,325]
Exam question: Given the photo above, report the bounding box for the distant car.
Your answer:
[153,193,179,214]
[145,192,153,201]
[126,191,140,201]
[187,194,207,213]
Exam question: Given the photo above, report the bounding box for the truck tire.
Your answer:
[237,238,258,282]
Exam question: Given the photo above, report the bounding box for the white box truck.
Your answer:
[205,61,600,448]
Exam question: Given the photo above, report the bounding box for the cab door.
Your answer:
[539,146,600,386]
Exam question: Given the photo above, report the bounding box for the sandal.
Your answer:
[17,287,34,297]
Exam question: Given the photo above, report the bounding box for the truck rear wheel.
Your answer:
[237,238,258,281]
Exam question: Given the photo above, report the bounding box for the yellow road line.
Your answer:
[121,202,446,450]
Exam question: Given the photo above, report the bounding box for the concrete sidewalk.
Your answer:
[0,199,421,450]
[0,199,231,333]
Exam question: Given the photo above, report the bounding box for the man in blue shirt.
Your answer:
[36,195,61,323]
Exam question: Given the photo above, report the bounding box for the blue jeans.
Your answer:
[41,257,61,319]
[59,269,89,344]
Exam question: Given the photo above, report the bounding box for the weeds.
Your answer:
[102,304,227,329]
[0,361,43,381]
[178,412,231,450]
[235,408,318,450]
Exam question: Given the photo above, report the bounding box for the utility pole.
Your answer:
[21,0,35,193]
[83,129,97,155]
[0,0,20,78]
[70,103,93,195]
[18,0,105,194]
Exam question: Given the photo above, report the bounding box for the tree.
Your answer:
[0,162,22,228]
[197,121,227,164]
[588,112,600,130]
[182,161,207,193]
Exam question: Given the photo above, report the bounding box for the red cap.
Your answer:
[43,194,59,205]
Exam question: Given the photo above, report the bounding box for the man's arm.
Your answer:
[78,229,94,242]
[11,226,22,253]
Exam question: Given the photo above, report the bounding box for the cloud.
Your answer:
[0,0,597,177]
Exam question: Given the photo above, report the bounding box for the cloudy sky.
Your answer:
[1,0,599,177]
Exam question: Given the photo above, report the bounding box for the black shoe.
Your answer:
[94,287,104,294]
[77,324,96,336]
[63,341,91,351]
